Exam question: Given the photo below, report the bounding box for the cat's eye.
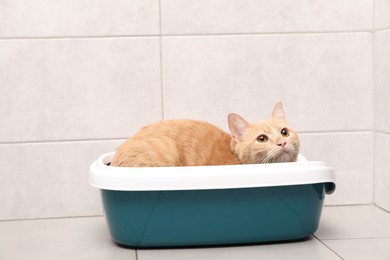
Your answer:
[257,135,268,143]
[281,128,289,137]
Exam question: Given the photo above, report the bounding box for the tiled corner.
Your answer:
[0,140,123,220]
[0,217,135,260]
[161,0,372,34]
[375,29,390,133]
[0,0,159,38]
[375,133,390,211]
[316,205,390,260]
[0,37,162,142]
[316,205,390,239]
[162,33,372,133]
[324,238,390,260]
[299,132,374,205]
[375,0,390,30]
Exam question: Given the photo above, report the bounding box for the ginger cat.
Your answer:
[111,102,300,167]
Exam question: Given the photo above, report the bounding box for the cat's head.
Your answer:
[228,102,300,164]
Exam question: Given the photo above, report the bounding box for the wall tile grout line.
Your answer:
[0,29,376,42]
[0,138,127,146]
[160,30,373,37]
[375,204,390,214]
[375,130,390,136]
[0,130,376,146]
[373,0,376,31]
[0,35,161,41]
[298,130,374,135]
[158,0,165,120]
[374,27,390,32]
[372,0,376,206]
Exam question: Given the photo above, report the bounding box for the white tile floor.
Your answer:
[1,205,389,260]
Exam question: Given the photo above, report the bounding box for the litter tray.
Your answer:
[89,153,335,248]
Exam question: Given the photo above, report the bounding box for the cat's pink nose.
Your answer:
[277,140,287,148]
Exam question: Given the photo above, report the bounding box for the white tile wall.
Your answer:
[375,0,390,29]
[162,33,373,132]
[0,140,123,220]
[161,0,373,34]
[0,1,384,219]
[0,0,159,38]
[374,0,390,211]
[300,132,374,205]
[375,30,390,133]
[0,38,162,142]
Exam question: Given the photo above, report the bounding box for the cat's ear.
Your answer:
[228,113,249,142]
[272,102,286,120]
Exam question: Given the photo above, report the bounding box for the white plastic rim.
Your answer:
[89,152,336,194]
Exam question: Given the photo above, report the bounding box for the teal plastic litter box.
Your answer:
[89,153,335,248]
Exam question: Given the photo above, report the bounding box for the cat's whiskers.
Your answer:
[255,153,269,164]
[267,146,291,163]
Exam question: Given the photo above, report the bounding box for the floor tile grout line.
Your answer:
[1,203,383,223]
[2,204,381,223]
[324,203,374,208]
[0,214,104,223]
[314,235,344,260]
[319,236,390,241]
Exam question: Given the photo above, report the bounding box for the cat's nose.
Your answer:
[277,140,287,148]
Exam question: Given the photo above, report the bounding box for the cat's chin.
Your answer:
[273,151,291,163]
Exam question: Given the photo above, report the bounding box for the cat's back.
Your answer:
[111,120,239,167]
[133,119,216,138]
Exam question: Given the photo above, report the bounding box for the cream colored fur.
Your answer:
[111,102,300,167]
